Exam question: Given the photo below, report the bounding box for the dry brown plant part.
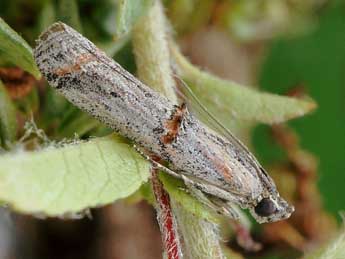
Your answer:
[0,67,36,99]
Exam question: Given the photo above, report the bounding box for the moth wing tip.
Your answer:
[37,21,67,43]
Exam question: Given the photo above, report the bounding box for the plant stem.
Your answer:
[132,1,226,259]
[133,2,182,258]
[132,0,178,104]
[171,201,226,259]
[151,168,183,259]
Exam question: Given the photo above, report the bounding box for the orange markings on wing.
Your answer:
[200,147,233,181]
[211,156,233,181]
[55,54,96,76]
[161,103,187,144]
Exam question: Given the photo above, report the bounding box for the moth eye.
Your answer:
[254,198,276,217]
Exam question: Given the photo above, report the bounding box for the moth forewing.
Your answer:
[175,78,294,222]
[34,22,294,223]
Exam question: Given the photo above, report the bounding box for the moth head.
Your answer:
[250,195,294,223]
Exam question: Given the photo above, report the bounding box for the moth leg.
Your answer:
[178,172,248,207]
[133,144,181,179]
[181,175,239,219]
[210,199,240,220]
[150,159,181,179]
[134,144,241,220]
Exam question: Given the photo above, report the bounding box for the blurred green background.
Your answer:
[255,2,345,216]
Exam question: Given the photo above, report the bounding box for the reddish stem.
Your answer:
[230,220,262,252]
[151,168,182,259]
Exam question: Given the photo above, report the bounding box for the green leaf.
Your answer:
[0,134,150,216]
[172,45,317,125]
[0,18,41,79]
[159,173,220,223]
[116,0,154,37]
[0,80,17,149]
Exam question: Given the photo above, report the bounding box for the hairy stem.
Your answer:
[132,0,177,104]
[151,168,183,259]
[171,201,226,259]
[133,1,182,258]
[132,1,225,259]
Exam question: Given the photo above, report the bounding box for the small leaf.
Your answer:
[116,0,154,37]
[0,18,41,79]
[0,80,17,149]
[159,173,220,223]
[0,134,150,216]
[172,45,317,124]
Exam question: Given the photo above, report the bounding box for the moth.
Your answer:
[34,22,294,223]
